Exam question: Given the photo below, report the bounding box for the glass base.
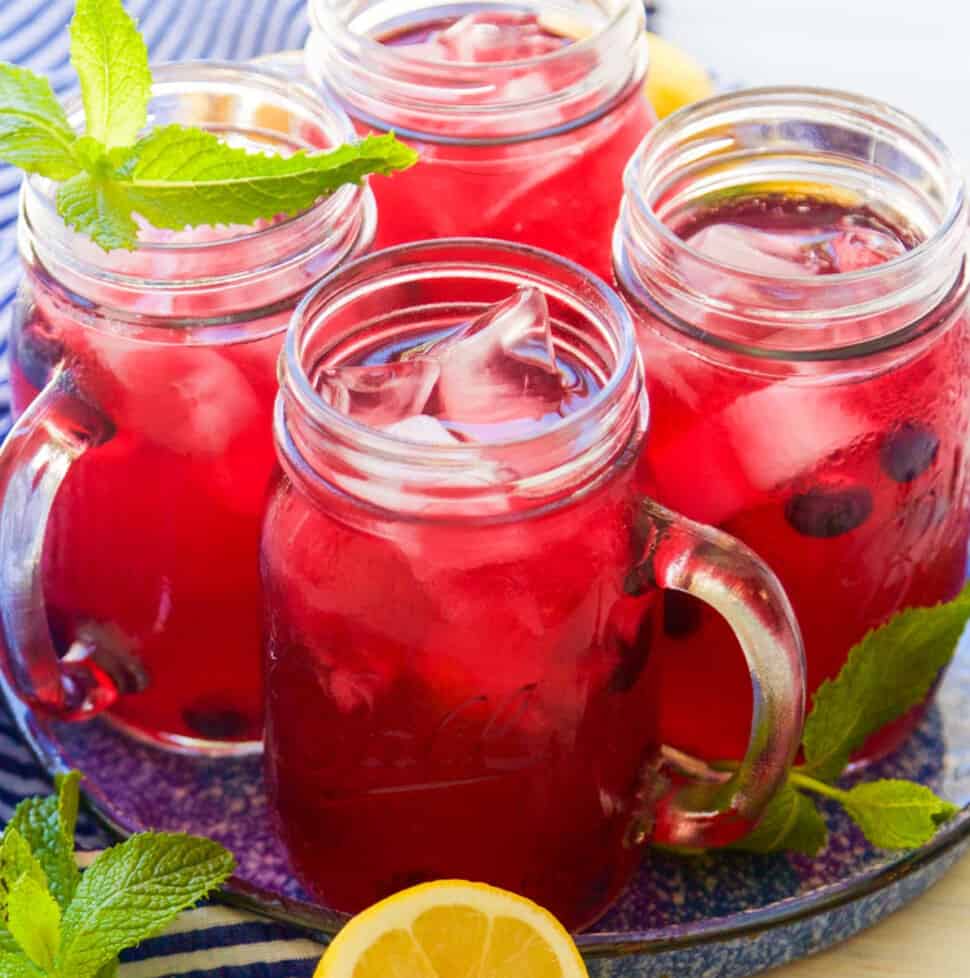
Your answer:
[103,712,263,758]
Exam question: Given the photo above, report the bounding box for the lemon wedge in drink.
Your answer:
[645,32,715,118]
[314,880,589,978]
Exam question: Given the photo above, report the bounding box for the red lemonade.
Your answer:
[307,2,654,277]
[615,90,970,763]
[264,287,650,926]
[262,242,805,930]
[2,64,376,751]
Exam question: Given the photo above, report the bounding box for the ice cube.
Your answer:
[689,224,821,277]
[827,225,907,272]
[423,12,565,63]
[722,383,872,491]
[689,222,907,278]
[383,414,461,445]
[82,335,264,456]
[430,287,567,437]
[317,360,439,428]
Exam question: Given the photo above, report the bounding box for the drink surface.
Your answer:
[676,193,917,276]
[385,11,570,60]
[349,11,654,278]
[263,289,657,928]
[317,287,601,445]
[629,190,970,762]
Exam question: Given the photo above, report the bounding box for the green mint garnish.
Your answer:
[0,0,417,251]
[6,773,81,911]
[69,0,151,149]
[727,582,970,857]
[0,774,235,978]
[0,66,83,180]
[800,588,970,783]
[57,833,233,978]
[731,783,828,857]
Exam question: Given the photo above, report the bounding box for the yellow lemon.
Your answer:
[314,880,589,978]
[645,32,715,119]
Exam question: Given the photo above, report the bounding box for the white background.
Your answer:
[662,0,967,161]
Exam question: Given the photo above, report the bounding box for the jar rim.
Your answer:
[305,0,648,140]
[282,237,643,461]
[308,0,631,72]
[21,60,364,266]
[622,85,967,289]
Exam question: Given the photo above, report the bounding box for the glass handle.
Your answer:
[631,498,806,849]
[0,371,140,720]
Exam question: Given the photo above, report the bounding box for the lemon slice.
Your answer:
[645,32,715,119]
[314,881,589,978]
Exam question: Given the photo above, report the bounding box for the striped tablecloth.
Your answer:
[0,2,334,973]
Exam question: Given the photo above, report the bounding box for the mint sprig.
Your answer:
[0,0,417,251]
[728,582,970,856]
[0,775,235,978]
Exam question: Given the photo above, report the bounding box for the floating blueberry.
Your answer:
[663,590,703,638]
[785,486,873,538]
[183,703,255,740]
[11,319,63,392]
[880,422,940,483]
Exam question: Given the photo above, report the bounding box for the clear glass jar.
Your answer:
[262,238,803,929]
[0,62,376,755]
[305,0,654,278]
[614,87,970,764]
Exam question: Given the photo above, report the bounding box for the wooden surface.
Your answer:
[659,4,969,975]
[766,851,970,976]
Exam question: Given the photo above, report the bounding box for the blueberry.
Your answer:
[183,703,256,740]
[880,422,940,483]
[11,320,63,392]
[785,486,873,538]
[663,590,703,638]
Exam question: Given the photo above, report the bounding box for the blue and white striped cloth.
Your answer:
[0,2,336,972]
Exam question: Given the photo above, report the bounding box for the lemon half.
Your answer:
[646,32,715,118]
[314,880,589,978]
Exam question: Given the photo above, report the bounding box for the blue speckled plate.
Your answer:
[4,631,969,978]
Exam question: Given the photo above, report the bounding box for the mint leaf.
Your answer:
[69,0,151,149]
[57,171,138,252]
[0,63,80,179]
[54,773,80,852]
[0,954,43,978]
[7,777,80,910]
[802,582,970,781]
[7,875,59,972]
[115,126,417,230]
[842,780,958,849]
[0,828,47,906]
[56,833,234,978]
[730,784,827,856]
